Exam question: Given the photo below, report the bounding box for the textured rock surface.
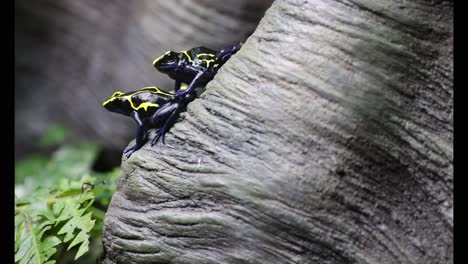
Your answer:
[103,0,453,263]
[15,0,273,159]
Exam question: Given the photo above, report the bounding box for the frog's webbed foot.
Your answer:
[123,145,137,158]
[151,122,175,146]
[174,89,186,97]
[174,89,198,99]
[151,128,165,146]
[174,86,196,98]
[124,130,151,158]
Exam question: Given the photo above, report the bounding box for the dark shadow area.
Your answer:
[92,147,123,172]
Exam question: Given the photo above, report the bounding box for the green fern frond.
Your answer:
[15,189,96,263]
[15,136,120,263]
[55,193,95,260]
[15,211,61,264]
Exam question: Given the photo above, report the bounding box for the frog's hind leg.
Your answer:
[151,104,182,146]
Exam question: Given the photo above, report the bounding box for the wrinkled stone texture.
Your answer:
[103,0,452,263]
[15,0,273,159]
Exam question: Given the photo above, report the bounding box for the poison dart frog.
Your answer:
[152,42,242,98]
[103,85,193,157]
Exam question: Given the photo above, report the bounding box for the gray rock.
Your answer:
[102,0,453,263]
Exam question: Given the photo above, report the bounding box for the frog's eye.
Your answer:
[112,91,124,97]
[164,52,179,62]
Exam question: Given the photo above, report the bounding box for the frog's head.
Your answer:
[153,51,181,74]
[102,91,133,116]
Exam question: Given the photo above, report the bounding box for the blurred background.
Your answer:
[15,0,273,167]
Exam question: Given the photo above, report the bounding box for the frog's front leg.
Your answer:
[123,125,148,157]
[130,110,144,125]
[174,71,204,97]
[214,42,242,65]
[174,80,182,92]
[124,111,149,157]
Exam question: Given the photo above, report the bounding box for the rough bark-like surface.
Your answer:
[103,0,452,263]
[15,0,273,159]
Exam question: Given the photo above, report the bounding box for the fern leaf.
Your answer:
[70,230,91,260]
[40,236,61,262]
[15,212,60,264]
[15,141,118,263]
[55,194,95,260]
[58,211,95,258]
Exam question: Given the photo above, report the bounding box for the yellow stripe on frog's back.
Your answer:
[201,59,215,67]
[103,86,172,107]
[102,96,119,106]
[196,53,215,58]
[181,50,193,62]
[137,86,173,96]
[126,86,172,111]
[102,95,159,111]
[153,51,171,65]
[131,101,159,111]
